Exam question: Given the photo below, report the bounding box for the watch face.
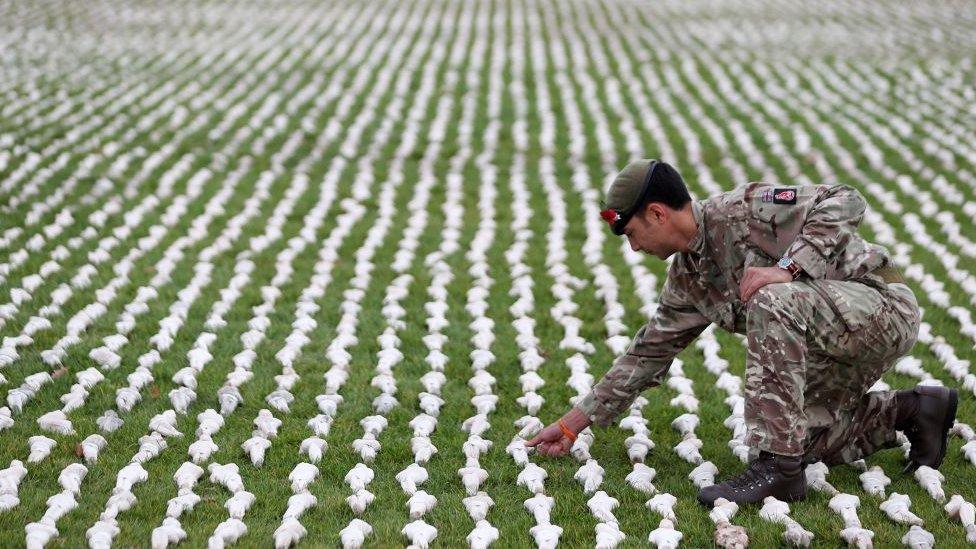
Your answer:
[777,257,792,268]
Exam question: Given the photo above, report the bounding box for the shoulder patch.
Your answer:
[772,188,797,204]
[760,189,774,203]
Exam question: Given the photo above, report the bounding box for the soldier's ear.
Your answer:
[645,202,667,225]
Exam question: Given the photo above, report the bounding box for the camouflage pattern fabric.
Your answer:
[744,279,919,461]
[577,182,921,464]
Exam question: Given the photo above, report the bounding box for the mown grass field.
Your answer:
[1,0,975,547]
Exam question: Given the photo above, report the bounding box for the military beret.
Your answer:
[601,159,683,235]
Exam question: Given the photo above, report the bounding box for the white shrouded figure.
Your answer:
[506,439,530,466]
[805,462,838,495]
[879,492,923,526]
[647,519,683,548]
[173,462,203,491]
[517,463,547,494]
[574,459,605,494]
[241,436,272,467]
[646,493,678,521]
[467,519,499,549]
[208,517,247,548]
[346,489,374,515]
[529,522,563,549]
[151,517,186,549]
[689,461,718,488]
[395,463,428,495]
[901,525,935,549]
[225,491,255,519]
[859,466,891,497]
[595,521,626,548]
[626,463,657,494]
[37,410,74,435]
[407,490,437,519]
[523,493,555,524]
[87,518,120,549]
[587,491,619,523]
[345,463,373,492]
[625,434,655,463]
[300,437,328,464]
[758,497,814,547]
[463,491,494,522]
[401,518,437,548]
[458,465,489,496]
[273,518,306,549]
[945,495,976,542]
[914,466,945,502]
[289,463,319,492]
[27,436,57,463]
[339,519,372,549]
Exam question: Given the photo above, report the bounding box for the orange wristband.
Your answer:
[557,419,577,442]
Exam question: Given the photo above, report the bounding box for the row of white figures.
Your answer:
[501,153,561,549]
[125,160,296,549]
[695,330,752,465]
[239,1,432,491]
[455,27,504,546]
[339,36,455,546]
[22,35,334,426]
[528,34,634,359]
[391,71,461,549]
[270,463,319,548]
[42,159,214,368]
[662,338,745,548]
[0,157,199,398]
[148,462,205,548]
[417,68,498,545]
[15,8,438,547]
[334,24,448,549]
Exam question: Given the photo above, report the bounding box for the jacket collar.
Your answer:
[687,200,705,257]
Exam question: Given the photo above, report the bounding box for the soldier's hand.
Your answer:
[525,421,574,457]
[739,266,792,302]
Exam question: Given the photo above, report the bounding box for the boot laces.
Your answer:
[726,459,773,489]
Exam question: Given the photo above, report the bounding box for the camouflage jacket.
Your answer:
[577,183,893,427]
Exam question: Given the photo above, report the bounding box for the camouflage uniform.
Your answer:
[578,182,920,465]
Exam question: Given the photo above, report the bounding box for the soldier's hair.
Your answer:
[637,161,692,212]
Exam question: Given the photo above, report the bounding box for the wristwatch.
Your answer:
[777,256,803,279]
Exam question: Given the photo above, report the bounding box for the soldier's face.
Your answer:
[624,205,674,260]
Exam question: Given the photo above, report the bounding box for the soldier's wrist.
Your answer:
[562,407,593,434]
[776,256,803,280]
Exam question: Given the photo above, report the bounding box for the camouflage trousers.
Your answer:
[743,279,920,464]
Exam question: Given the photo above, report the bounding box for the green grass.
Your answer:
[1,0,975,547]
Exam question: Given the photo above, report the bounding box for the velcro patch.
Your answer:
[772,188,797,204]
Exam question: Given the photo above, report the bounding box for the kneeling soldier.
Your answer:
[527,159,958,507]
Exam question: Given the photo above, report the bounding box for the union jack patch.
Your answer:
[761,189,774,203]
[773,188,797,204]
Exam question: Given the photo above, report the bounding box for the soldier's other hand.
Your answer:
[739,266,792,303]
[525,421,573,457]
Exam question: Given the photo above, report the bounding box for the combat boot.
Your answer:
[697,451,806,507]
[895,385,958,473]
